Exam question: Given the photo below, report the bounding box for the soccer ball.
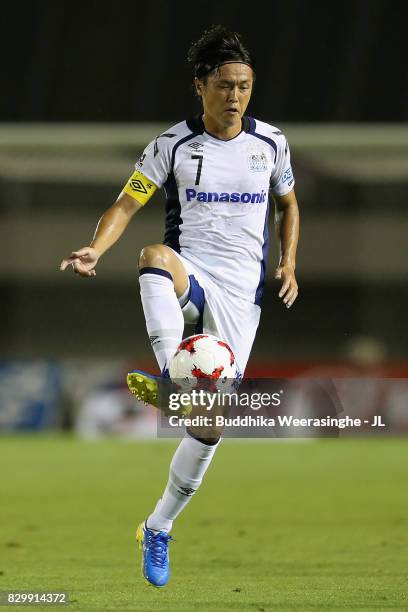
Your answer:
[169,334,237,390]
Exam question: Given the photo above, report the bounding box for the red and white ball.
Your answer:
[169,334,237,389]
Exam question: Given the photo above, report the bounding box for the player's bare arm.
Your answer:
[273,188,300,308]
[60,188,189,294]
[59,192,142,277]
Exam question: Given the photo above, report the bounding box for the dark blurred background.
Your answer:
[0,0,407,433]
[1,0,407,122]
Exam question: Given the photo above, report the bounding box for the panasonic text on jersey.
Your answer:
[185,189,267,204]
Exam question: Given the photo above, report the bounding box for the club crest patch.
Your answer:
[248,151,268,172]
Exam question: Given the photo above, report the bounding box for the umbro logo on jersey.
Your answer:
[149,335,160,346]
[188,142,203,151]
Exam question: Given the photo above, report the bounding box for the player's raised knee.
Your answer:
[139,244,170,270]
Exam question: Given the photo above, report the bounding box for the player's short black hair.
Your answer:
[187,25,254,82]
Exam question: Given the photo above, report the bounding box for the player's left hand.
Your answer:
[275,265,298,308]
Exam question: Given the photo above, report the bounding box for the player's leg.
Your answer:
[137,431,220,587]
[138,244,189,374]
[138,266,223,586]
[144,267,219,533]
[146,430,220,531]
[136,263,219,587]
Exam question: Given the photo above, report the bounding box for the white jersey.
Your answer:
[133,115,295,305]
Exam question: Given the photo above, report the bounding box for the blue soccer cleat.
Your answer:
[136,521,172,587]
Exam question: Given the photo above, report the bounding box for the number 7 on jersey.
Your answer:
[191,155,203,186]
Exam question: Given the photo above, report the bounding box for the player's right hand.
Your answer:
[59,247,99,277]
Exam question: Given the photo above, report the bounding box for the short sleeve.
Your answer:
[133,132,174,189]
[269,137,295,197]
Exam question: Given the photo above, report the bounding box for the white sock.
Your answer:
[146,434,220,532]
[139,269,184,374]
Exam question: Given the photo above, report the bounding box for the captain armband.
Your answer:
[122,170,157,205]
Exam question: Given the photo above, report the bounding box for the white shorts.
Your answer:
[172,249,261,376]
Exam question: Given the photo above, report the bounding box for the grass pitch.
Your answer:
[1,436,407,611]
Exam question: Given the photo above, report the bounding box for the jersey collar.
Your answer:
[186,114,252,139]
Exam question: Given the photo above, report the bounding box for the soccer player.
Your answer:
[60,26,299,587]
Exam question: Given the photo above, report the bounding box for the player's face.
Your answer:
[196,63,253,131]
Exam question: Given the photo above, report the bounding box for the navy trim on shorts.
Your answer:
[189,275,205,313]
[186,274,205,334]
